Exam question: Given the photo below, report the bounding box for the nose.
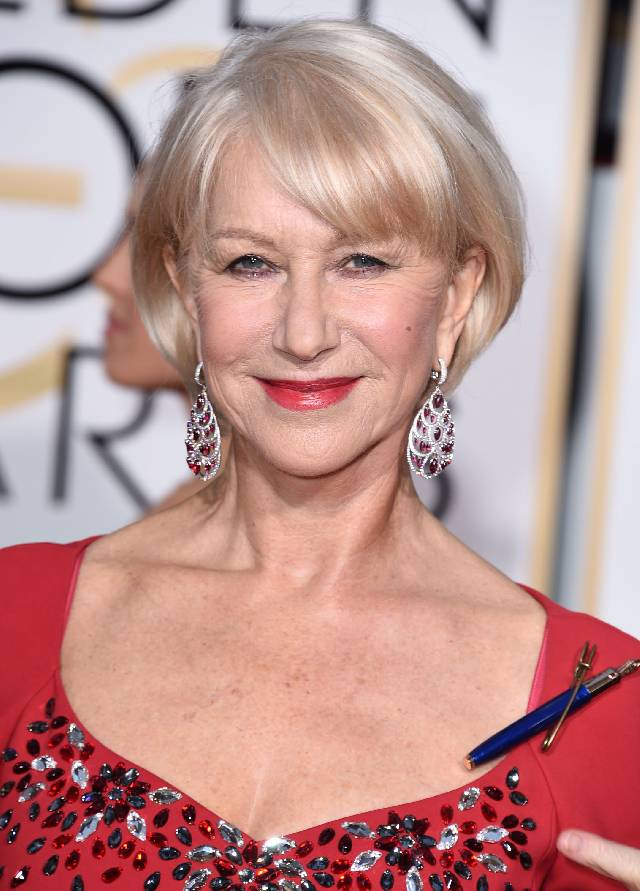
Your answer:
[272,270,340,361]
[92,229,133,306]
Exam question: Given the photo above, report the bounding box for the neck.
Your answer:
[193,429,438,591]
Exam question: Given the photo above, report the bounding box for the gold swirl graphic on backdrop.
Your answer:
[0,165,83,207]
[111,46,219,92]
[0,341,70,411]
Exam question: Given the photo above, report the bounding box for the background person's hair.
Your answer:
[132,18,527,396]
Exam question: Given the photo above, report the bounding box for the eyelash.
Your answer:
[225,253,389,279]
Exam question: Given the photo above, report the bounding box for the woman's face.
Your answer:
[95,180,185,392]
[174,142,482,477]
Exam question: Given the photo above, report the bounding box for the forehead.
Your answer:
[211,142,338,242]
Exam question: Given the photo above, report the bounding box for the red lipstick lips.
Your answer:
[257,376,360,411]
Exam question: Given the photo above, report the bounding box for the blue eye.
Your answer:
[344,254,387,270]
[228,255,268,272]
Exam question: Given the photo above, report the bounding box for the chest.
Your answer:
[61,586,540,841]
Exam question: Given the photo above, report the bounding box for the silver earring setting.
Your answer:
[407,357,455,479]
[185,362,221,481]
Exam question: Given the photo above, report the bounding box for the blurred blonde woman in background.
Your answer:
[94,171,213,510]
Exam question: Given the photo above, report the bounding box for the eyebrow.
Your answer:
[208,227,356,251]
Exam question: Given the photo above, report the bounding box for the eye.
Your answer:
[226,254,272,277]
[342,253,388,274]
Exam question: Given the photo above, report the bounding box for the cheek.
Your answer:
[354,289,439,375]
[195,289,268,366]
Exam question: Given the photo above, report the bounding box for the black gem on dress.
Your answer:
[42,854,59,876]
[176,826,193,845]
[318,828,335,846]
[173,861,191,879]
[520,850,533,870]
[509,791,528,807]
[506,768,520,790]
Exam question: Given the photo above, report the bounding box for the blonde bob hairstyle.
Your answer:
[132,18,526,394]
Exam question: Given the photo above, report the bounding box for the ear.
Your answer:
[435,247,486,368]
[163,245,199,326]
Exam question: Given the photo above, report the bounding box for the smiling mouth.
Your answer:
[259,377,359,391]
[256,376,361,410]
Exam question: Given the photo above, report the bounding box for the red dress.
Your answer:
[1,537,639,891]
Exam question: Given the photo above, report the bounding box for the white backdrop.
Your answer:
[0,1,603,610]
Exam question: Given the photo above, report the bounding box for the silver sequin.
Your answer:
[75,812,103,842]
[435,824,458,851]
[341,821,376,838]
[30,755,56,771]
[66,723,86,749]
[405,866,423,891]
[126,810,147,841]
[70,760,89,790]
[17,782,45,802]
[184,869,212,890]
[262,836,297,854]
[149,787,183,804]
[219,820,245,847]
[477,853,507,873]
[186,845,220,862]
[275,859,307,877]
[457,787,481,811]
[476,826,508,843]
[351,851,383,871]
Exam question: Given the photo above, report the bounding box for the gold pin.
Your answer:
[541,640,597,751]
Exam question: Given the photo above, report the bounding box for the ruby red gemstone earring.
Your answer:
[185,362,221,481]
[407,357,455,479]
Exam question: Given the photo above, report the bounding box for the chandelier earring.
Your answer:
[185,361,222,481]
[406,357,455,479]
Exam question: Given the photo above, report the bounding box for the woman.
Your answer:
[1,19,639,891]
[95,172,207,511]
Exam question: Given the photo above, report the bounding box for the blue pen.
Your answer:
[465,658,640,770]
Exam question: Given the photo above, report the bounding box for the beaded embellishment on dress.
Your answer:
[0,697,538,891]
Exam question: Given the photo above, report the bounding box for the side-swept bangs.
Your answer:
[133,19,526,392]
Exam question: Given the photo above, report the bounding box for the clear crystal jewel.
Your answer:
[31,755,56,771]
[435,824,458,851]
[477,853,508,873]
[457,787,481,811]
[398,835,415,849]
[405,866,423,891]
[262,836,296,854]
[18,782,45,802]
[238,869,255,883]
[351,850,383,871]
[219,820,244,847]
[66,723,85,749]
[126,810,147,841]
[70,760,89,789]
[184,869,212,890]
[75,812,103,842]
[278,881,300,891]
[341,821,375,838]
[275,859,306,877]
[149,787,183,804]
[186,845,220,862]
[476,826,508,843]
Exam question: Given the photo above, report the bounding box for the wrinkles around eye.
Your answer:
[225,253,390,279]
